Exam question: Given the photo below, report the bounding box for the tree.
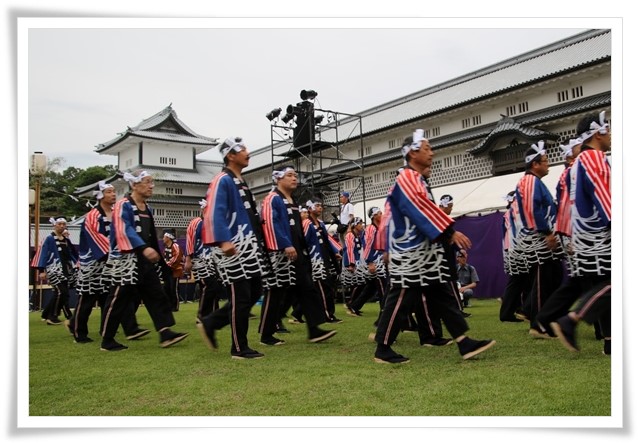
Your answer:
[30,159,118,221]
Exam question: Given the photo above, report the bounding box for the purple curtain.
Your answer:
[453,212,507,299]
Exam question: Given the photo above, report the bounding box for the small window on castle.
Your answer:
[506,105,516,116]
[432,127,440,137]
[557,90,569,103]
[462,118,471,129]
[518,102,529,113]
[472,115,482,126]
[571,86,583,99]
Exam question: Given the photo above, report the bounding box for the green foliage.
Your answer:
[28,299,612,418]
[29,157,118,220]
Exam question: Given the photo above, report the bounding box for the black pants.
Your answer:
[528,259,564,326]
[204,276,262,354]
[415,281,464,340]
[499,273,531,321]
[71,289,139,340]
[101,258,176,341]
[350,276,386,314]
[164,274,180,311]
[376,282,469,348]
[573,276,611,337]
[196,276,223,321]
[535,276,582,333]
[259,260,326,338]
[42,281,72,321]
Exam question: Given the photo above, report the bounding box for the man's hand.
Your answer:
[143,247,160,263]
[545,233,558,250]
[284,246,297,261]
[184,256,193,274]
[451,231,472,250]
[220,241,237,256]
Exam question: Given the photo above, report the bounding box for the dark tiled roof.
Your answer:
[95,104,219,153]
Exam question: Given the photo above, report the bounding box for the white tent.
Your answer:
[353,165,565,219]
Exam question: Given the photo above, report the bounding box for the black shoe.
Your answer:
[196,320,218,351]
[458,337,496,360]
[327,317,343,324]
[159,329,189,348]
[275,323,290,334]
[551,316,579,352]
[514,312,529,322]
[126,328,151,340]
[421,337,454,347]
[231,348,265,360]
[100,339,128,351]
[260,335,285,346]
[462,311,472,318]
[64,319,74,335]
[345,305,362,317]
[288,316,305,324]
[46,317,62,325]
[308,327,337,343]
[74,336,94,344]
[529,328,553,339]
[603,339,611,356]
[374,348,410,364]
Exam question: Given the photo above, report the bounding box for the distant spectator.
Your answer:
[456,249,479,308]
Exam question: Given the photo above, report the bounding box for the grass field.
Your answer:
[28,298,611,417]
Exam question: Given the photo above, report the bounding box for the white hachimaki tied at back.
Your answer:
[219,137,247,158]
[368,206,381,219]
[198,198,207,209]
[49,216,67,225]
[306,199,321,211]
[122,170,151,185]
[401,129,428,164]
[439,195,453,208]
[559,137,583,159]
[580,111,610,140]
[271,165,296,191]
[93,180,114,200]
[502,191,516,204]
[525,140,546,165]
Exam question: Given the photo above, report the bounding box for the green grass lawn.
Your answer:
[28,298,611,417]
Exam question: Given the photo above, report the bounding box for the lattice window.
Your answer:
[571,85,584,99]
[557,90,569,103]
[506,105,517,116]
[518,102,529,113]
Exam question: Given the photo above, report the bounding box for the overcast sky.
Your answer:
[25,23,591,171]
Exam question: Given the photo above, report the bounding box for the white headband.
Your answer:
[503,193,516,203]
[272,166,296,183]
[199,199,207,209]
[439,196,453,208]
[299,206,308,213]
[92,180,114,200]
[525,141,546,165]
[580,111,610,141]
[164,232,175,240]
[559,137,583,159]
[306,200,322,211]
[49,217,67,225]
[401,129,427,160]
[220,137,247,158]
[123,170,151,184]
[368,207,381,218]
